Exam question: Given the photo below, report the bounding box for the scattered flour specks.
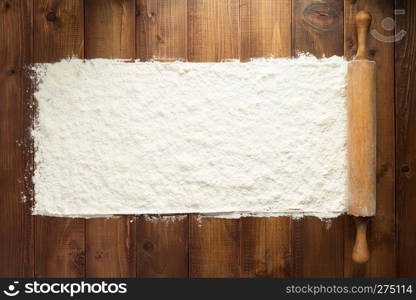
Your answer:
[32,56,348,218]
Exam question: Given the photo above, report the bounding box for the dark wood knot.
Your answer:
[46,11,57,22]
[143,240,154,252]
[95,250,104,260]
[368,49,376,59]
[73,251,85,267]
[401,165,410,173]
[376,163,390,182]
[4,2,10,9]
[303,3,339,31]
[156,34,163,43]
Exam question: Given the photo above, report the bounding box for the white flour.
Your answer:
[32,56,348,218]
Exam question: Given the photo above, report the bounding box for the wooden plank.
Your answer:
[239,0,293,278]
[86,218,136,277]
[240,218,267,277]
[85,0,135,59]
[292,0,344,277]
[0,0,34,277]
[292,0,344,56]
[33,0,85,277]
[240,217,292,277]
[84,0,136,278]
[344,0,396,277]
[190,217,240,277]
[135,0,189,278]
[136,0,187,60]
[33,0,84,62]
[265,217,293,276]
[395,0,416,277]
[136,216,188,277]
[35,217,85,277]
[188,0,240,62]
[188,0,241,278]
[240,0,291,60]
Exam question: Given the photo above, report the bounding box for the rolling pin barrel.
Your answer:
[347,11,376,264]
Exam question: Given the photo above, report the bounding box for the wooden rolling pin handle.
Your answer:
[352,217,370,264]
[355,11,372,60]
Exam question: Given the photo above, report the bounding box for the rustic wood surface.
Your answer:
[239,0,293,278]
[33,0,86,278]
[187,0,241,278]
[84,0,137,278]
[0,0,413,277]
[395,0,416,277]
[136,0,189,278]
[0,0,33,277]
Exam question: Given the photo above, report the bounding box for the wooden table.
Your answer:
[1,0,414,277]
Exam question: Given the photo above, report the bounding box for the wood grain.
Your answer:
[0,0,34,277]
[33,0,84,62]
[292,0,344,277]
[395,0,416,277]
[188,0,240,62]
[137,216,188,277]
[239,0,293,278]
[35,217,85,277]
[293,0,343,56]
[135,0,189,278]
[240,217,292,277]
[240,218,267,277]
[136,0,187,60]
[84,0,136,278]
[188,0,241,277]
[240,0,291,60]
[190,217,240,277]
[86,218,136,277]
[33,0,85,277]
[85,0,135,59]
[344,0,396,277]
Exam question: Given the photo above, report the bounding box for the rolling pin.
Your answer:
[347,11,376,264]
